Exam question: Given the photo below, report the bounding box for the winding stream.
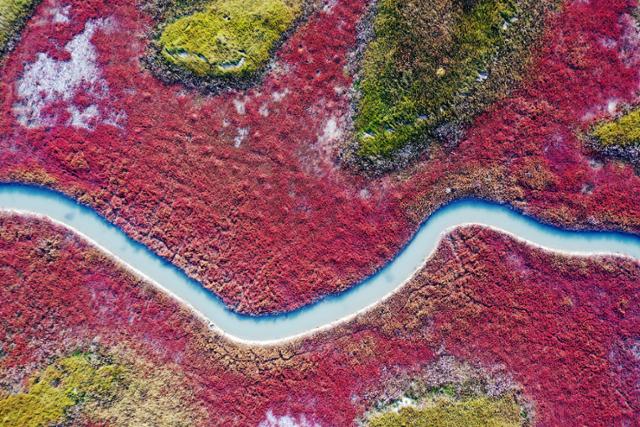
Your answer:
[1,183,639,344]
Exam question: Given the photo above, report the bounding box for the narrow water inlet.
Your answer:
[1,183,639,343]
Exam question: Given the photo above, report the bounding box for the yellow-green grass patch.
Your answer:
[158,0,303,78]
[0,0,38,55]
[367,394,525,427]
[592,108,640,148]
[0,352,125,427]
[351,0,558,170]
[0,349,207,426]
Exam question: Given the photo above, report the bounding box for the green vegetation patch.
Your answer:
[351,0,557,170]
[592,108,640,148]
[367,390,525,427]
[0,352,126,427]
[157,0,303,78]
[0,0,39,56]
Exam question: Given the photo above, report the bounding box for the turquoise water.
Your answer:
[1,183,639,343]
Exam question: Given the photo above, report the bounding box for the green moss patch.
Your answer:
[0,0,39,56]
[157,0,303,78]
[351,0,557,170]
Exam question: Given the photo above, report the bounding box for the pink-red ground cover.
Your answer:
[2,0,640,315]
[2,214,640,425]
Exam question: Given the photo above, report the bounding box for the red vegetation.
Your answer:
[2,215,640,425]
[1,0,640,315]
